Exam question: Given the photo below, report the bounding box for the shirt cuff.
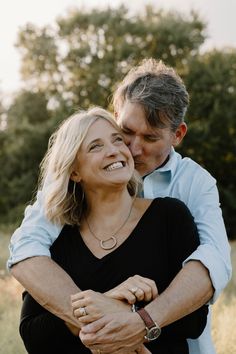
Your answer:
[7,240,52,269]
[183,244,232,303]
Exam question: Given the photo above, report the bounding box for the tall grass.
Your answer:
[0,230,235,354]
[212,240,236,354]
[0,276,26,354]
[0,229,26,354]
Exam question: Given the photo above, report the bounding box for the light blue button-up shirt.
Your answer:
[142,148,231,354]
[7,148,232,354]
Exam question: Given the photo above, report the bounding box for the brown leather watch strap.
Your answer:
[136,308,156,329]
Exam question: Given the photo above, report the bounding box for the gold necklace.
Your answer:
[85,199,134,250]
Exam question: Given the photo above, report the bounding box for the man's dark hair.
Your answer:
[113,58,189,131]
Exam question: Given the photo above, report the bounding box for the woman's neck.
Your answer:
[84,188,134,222]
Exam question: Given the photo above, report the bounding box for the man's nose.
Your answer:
[128,137,142,157]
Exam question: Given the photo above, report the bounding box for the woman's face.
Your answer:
[71,118,134,191]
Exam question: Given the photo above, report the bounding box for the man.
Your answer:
[8,59,231,354]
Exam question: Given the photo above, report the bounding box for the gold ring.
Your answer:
[79,307,87,316]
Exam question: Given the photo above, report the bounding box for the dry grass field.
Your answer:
[0,230,235,354]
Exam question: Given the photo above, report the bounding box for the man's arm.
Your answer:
[184,171,232,302]
[8,189,81,327]
[11,256,80,327]
[7,190,61,268]
[145,260,212,326]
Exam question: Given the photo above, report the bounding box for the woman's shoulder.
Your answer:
[50,224,78,249]
[138,196,192,218]
[138,196,187,207]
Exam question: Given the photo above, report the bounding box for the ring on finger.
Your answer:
[130,286,139,294]
[78,306,87,316]
[97,350,101,354]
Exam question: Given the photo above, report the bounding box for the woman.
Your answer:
[19,107,208,354]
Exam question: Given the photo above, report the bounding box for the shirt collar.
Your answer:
[143,147,180,181]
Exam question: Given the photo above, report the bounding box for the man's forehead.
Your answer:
[117,101,170,131]
[121,118,166,136]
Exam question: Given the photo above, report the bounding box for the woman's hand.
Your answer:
[105,275,158,304]
[71,290,131,324]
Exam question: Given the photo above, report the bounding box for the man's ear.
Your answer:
[70,170,81,183]
[173,122,187,147]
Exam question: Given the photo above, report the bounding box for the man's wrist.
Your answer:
[132,306,161,342]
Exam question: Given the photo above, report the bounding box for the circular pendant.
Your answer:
[100,236,117,250]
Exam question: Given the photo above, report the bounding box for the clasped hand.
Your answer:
[69,275,158,353]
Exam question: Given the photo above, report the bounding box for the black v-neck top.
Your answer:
[20,197,208,354]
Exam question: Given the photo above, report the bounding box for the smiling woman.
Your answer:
[39,107,140,226]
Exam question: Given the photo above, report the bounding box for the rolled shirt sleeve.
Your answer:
[144,150,232,304]
[7,190,62,269]
[183,172,232,303]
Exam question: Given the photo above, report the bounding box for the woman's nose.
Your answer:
[105,143,119,156]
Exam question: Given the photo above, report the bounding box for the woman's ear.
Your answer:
[70,170,81,183]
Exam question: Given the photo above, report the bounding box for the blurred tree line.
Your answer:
[0,5,235,238]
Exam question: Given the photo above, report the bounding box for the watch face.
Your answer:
[145,325,161,341]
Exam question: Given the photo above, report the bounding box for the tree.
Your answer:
[180,49,236,238]
[0,91,52,223]
[15,6,205,110]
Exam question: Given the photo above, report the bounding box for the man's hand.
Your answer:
[79,312,145,353]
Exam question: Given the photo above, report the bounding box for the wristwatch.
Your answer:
[136,307,161,342]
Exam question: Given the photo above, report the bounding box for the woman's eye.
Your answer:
[89,144,102,151]
[115,136,123,142]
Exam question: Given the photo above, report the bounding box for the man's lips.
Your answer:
[134,160,144,165]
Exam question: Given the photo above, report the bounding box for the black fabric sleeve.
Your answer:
[19,292,80,354]
[161,197,208,339]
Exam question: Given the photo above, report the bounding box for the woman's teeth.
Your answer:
[105,162,123,171]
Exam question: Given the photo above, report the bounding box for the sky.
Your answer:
[0,0,236,96]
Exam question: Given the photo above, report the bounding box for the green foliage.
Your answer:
[0,5,235,238]
[0,91,51,223]
[180,50,236,238]
[15,6,205,110]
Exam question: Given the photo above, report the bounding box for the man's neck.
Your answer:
[142,155,170,180]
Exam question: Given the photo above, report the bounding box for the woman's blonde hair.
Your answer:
[39,107,141,225]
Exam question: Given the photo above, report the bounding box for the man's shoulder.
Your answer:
[175,152,215,181]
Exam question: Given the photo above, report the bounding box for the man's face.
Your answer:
[116,101,186,177]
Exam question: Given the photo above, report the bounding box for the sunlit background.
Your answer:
[0,1,235,354]
[0,0,236,94]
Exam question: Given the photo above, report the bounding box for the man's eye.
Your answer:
[121,129,133,135]
[145,136,160,142]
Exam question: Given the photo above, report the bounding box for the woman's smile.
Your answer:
[104,161,125,172]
